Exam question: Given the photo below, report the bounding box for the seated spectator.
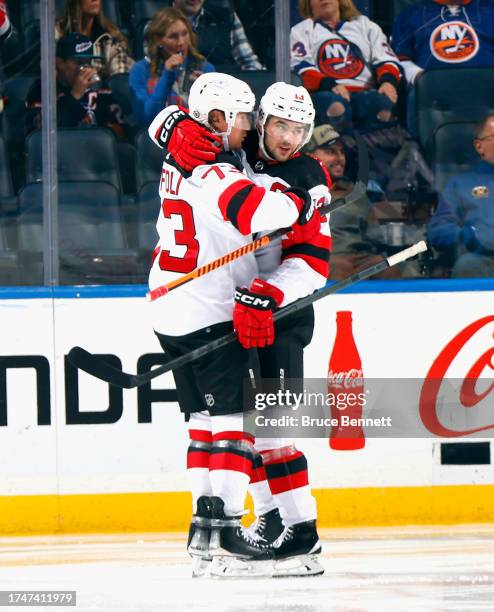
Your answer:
[305,124,401,279]
[170,0,264,71]
[25,33,127,138]
[129,7,214,127]
[291,0,401,133]
[392,0,494,86]
[428,114,494,278]
[56,0,133,78]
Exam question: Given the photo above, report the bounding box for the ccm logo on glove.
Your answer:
[234,290,273,309]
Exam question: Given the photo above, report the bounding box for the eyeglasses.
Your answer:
[476,134,494,142]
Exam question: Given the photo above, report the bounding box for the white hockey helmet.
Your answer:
[257,82,315,160]
[188,72,256,136]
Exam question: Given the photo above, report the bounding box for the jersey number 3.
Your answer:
[159,199,199,273]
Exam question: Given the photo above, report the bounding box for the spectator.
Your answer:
[428,114,494,278]
[291,0,401,132]
[305,124,401,279]
[25,33,127,138]
[130,7,214,127]
[56,0,133,79]
[391,0,494,86]
[171,0,264,71]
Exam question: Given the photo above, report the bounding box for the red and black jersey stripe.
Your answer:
[282,230,331,277]
[218,179,267,235]
[263,450,309,495]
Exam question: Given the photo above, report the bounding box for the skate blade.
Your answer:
[191,556,212,578]
[272,553,324,578]
[210,556,273,578]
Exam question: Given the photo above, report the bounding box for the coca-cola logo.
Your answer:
[419,315,494,437]
[328,369,363,389]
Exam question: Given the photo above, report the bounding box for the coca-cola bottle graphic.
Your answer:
[327,311,365,450]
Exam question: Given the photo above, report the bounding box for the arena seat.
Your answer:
[432,122,479,192]
[135,128,164,191]
[25,128,123,191]
[16,181,140,284]
[136,181,160,251]
[414,68,494,158]
[0,136,15,210]
[0,217,19,286]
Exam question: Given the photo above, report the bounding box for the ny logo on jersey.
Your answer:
[430,21,479,62]
[204,393,215,407]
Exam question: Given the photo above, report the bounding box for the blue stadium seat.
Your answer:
[25,128,123,190]
[16,181,140,285]
[135,128,165,190]
[0,216,19,286]
[414,68,494,158]
[432,122,479,192]
[136,181,160,250]
[0,136,15,210]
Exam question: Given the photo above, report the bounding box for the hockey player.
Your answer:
[153,82,332,577]
[147,73,322,577]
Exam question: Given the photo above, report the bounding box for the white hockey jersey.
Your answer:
[290,16,401,91]
[148,154,302,336]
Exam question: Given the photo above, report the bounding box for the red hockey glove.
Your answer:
[284,187,322,243]
[233,279,284,349]
[155,108,221,172]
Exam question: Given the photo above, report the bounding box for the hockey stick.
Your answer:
[146,133,369,302]
[68,240,427,389]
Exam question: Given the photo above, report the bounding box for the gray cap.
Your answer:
[305,124,341,152]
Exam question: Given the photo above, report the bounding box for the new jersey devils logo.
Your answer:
[317,39,364,79]
[419,315,494,437]
[429,21,479,63]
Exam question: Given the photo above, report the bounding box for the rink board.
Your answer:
[0,284,493,534]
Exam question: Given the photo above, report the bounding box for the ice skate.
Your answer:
[208,496,274,578]
[271,520,324,577]
[187,496,213,577]
[247,508,284,543]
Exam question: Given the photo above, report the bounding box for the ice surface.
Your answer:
[1,525,493,612]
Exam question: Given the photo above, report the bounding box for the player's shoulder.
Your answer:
[189,152,245,184]
[295,152,331,186]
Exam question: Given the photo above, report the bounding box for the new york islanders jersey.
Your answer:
[392,0,494,84]
[148,153,303,336]
[290,16,401,92]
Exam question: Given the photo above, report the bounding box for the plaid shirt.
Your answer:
[191,9,264,71]
[55,24,134,78]
[230,12,264,71]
